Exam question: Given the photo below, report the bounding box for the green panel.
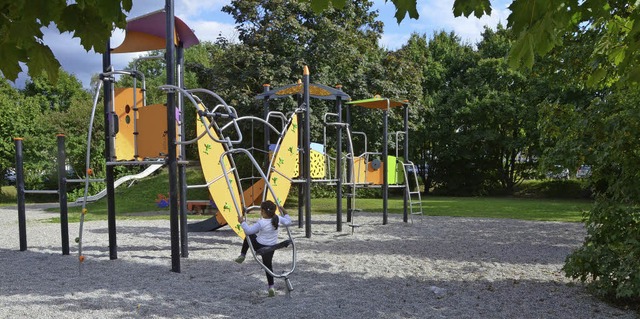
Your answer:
[387,155,397,184]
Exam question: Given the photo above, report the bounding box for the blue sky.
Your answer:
[17,0,511,89]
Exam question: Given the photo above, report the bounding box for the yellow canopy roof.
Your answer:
[346,96,408,109]
[112,10,200,53]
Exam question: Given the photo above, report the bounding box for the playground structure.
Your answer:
[13,2,423,283]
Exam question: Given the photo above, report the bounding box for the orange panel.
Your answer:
[366,161,384,185]
[137,104,170,159]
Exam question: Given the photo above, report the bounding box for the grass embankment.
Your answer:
[2,168,593,223]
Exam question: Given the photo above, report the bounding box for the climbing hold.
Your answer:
[75,237,80,243]
[82,208,88,215]
[79,255,85,263]
[371,158,382,170]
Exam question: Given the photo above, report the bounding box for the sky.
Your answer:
[14,0,511,89]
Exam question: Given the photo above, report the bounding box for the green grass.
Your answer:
[7,168,592,223]
[0,186,17,205]
[304,197,591,222]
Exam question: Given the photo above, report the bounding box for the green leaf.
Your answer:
[452,0,491,18]
[26,42,60,84]
[309,0,330,13]
[587,67,607,87]
[0,46,27,82]
[390,0,419,24]
[332,0,346,9]
[608,46,625,66]
[508,32,534,70]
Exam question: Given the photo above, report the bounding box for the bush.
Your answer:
[514,179,592,199]
[563,198,640,302]
[308,184,381,199]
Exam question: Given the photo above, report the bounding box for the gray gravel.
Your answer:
[0,204,637,319]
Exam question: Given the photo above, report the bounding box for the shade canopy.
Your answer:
[346,96,408,109]
[256,83,350,101]
[112,9,200,53]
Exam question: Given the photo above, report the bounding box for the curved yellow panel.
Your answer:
[264,115,298,207]
[196,112,245,239]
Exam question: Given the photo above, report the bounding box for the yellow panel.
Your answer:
[114,88,142,161]
[137,104,170,159]
[196,111,245,239]
[310,150,325,178]
[353,157,368,183]
[264,115,298,207]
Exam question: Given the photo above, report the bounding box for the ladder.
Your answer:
[402,161,423,223]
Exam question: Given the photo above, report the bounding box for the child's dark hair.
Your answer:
[261,200,279,229]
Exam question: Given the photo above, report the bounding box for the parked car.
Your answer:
[576,165,592,178]
[3,169,16,185]
[546,165,570,180]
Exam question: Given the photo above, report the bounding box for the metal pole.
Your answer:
[15,138,26,251]
[403,103,409,223]
[297,93,304,228]
[166,0,181,273]
[263,84,271,168]
[103,40,118,260]
[346,104,352,223]
[177,43,188,258]
[382,101,389,225]
[303,66,312,238]
[335,85,343,232]
[57,134,69,255]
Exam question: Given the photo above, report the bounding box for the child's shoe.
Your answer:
[268,287,276,297]
[234,255,245,263]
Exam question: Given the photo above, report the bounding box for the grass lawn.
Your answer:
[3,169,593,223]
[300,196,591,222]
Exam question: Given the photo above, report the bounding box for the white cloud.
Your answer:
[378,0,511,48]
[189,20,239,43]
[15,0,511,89]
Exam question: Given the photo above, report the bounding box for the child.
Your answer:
[235,200,292,297]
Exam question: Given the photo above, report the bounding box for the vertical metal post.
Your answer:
[57,134,69,255]
[297,93,304,228]
[382,101,389,225]
[335,85,343,232]
[15,138,27,251]
[263,84,271,167]
[166,0,181,273]
[177,43,189,258]
[345,104,352,223]
[103,40,118,260]
[303,66,312,238]
[403,103,409,223]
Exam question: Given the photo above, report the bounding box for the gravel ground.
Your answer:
[0,204,637,319]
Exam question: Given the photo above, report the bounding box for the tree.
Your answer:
[214,0,386,143]
[559,85,640,302]
[450,0,640,86]
[0,0,132,83]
